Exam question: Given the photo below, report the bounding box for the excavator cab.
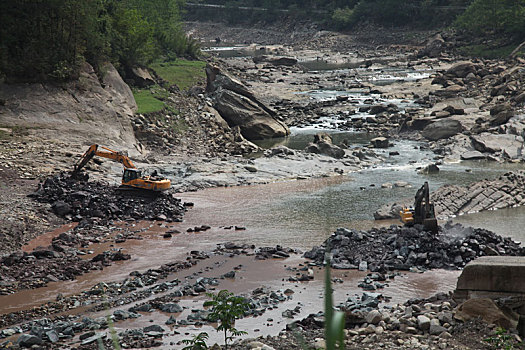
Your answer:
[122,168,142,183]
[400,181,438,234]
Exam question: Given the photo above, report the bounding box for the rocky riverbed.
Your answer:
[2,19,525,350]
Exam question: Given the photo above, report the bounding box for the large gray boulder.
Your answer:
[471,133,523,159]
[306,132,345,159]
[446,61,476,78]
[17,334,43,347]
[489,103,514,126]
[212,89,289,140]
[418,33,445,58]
[373,202,405,220]
[206,63,290,140]
[422,118,463,141]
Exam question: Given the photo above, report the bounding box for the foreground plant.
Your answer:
[181,332,209,350]
[324,253,346,349]
[484,327,521,350]
[204,289,250,349]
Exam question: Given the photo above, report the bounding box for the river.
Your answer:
[3,48,525,348]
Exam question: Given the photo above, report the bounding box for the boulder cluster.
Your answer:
[30,173,185,223]
[304,223,525,272]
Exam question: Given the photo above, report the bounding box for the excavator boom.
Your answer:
[72,144,135,176]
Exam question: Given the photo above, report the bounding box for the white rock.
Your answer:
[440,302,451,311]
[366,310,382,325]
[417,315,431,331]
[405,326,418,334]
[313,338,325,349]
[248,341,275,350]
[430,318,440,327]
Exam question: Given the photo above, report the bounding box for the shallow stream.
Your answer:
[3,54,525,347]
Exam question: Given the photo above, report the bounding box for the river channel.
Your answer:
[4,50,525,347]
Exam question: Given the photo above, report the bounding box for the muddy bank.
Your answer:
[0,240,129,295]
[0,244,300,348]
[0,166,64,256]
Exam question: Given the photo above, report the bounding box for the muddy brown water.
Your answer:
[1,177,461,347]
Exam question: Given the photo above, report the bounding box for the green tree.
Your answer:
[204,290,250,349]
[123,0,199,58]
[110,6,156,67]
[455,0,525,37]
[0,0,198,82]
[0,0,97,81]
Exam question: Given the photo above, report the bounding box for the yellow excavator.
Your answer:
[71,144,171,192]
[399,181,438,234]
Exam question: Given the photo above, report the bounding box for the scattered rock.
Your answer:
[422,118,463,141]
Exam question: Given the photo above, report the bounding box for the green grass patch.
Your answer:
[458,44,517,59]
[150,59,206,90]
[133,89,166,114]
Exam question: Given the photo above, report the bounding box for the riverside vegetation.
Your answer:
[0,0,199,83]
[2,0,525,87]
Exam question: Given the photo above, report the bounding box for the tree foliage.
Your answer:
[0,0,199,82]
[181,332,209,350]
[327,0,472,29]
[455,0,525,37]
[186,0,470,28]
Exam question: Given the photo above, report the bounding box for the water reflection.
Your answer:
[452,205,525,244]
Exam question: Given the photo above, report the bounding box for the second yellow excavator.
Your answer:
[399,181,438,234]
[71,144,171,192]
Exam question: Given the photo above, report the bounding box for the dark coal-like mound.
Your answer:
[30,173,185,223]
[304,223,525,272]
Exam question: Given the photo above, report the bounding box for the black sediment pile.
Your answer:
[30,173,185,223]
[305,223,525,272]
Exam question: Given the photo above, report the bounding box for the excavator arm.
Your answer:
[72,144,135,176]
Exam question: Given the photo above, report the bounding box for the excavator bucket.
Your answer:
[423,217,438,234]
